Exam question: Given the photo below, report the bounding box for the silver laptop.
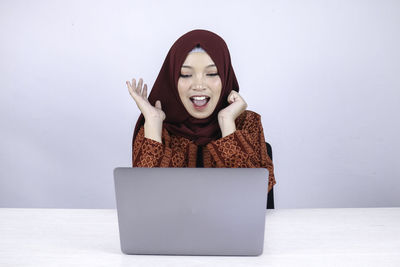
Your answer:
[113,167,269,256]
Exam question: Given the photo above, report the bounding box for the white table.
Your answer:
[1,208,399,267]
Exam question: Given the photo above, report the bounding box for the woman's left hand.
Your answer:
[217,91,247,137]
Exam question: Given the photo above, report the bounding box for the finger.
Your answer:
[137,78,143,94]
[155,100,162,110]
[227,91,232,102]
[142,84,148,98]
[233,94,239,102]
[230,91,239,97]
[232,91,243,102]
[130,78,140,95]
[132,78,136,90]
[133,78,139,94]
[127,81,137,97]
[228,92,235,103]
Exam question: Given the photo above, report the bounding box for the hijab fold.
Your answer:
[133,29,239,146]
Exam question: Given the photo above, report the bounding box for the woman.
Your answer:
[126,29,276,193]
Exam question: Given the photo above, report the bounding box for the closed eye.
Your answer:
[180,73,218,78]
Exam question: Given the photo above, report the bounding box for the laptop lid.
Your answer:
[113,167,269,256]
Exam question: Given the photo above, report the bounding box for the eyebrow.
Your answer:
[181,64,216,69]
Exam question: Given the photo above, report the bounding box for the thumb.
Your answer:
[155,100,162,110]
[227,91,235,104]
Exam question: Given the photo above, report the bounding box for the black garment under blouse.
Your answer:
[196,145,204,167]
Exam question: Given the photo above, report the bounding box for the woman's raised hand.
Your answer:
[127,78,166,124]
[217,91,247,137]
[218,91,247,122]
[127,78,165,143]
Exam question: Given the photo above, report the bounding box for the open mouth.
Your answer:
[190,96,210,109]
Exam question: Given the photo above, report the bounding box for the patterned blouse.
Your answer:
[132,110,276,192]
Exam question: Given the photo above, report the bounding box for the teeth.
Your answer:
[191,96,207,100]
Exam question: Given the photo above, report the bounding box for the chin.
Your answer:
[193,114,210,119]
[187,110,213,119]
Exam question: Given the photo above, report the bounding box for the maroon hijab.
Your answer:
[132,29,239,146]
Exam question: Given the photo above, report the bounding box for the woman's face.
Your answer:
[177,52,222,119]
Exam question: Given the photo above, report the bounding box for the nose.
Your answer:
[193,75,205,91]
[193,84,205,91]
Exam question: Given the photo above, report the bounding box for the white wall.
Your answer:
[1,0,399,208]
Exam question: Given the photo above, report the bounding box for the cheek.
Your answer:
[208,78,222,98]
[177,79,190,99]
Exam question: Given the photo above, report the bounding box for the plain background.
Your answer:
[1,0,399,209]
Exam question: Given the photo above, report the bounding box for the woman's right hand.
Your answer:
[126,78,166,124]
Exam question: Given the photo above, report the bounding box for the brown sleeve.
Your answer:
[206,111,276,192]
[132,126,186,167]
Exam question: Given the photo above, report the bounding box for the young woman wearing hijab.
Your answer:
[126,29,276,194]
